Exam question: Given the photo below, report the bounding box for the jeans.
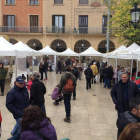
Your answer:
[49,66,52,72]
[79,71,82,80]
[40,72,43,80]
[100,75,104,83]
[44,69,47,79]
[7,134,20,140]
[39,104,46,116]
[104,78,110,88]
[63,94,71,118]
[0,79,5,92]
[11,123,18,136]
[73,85,76,98]
[86,78,91,89]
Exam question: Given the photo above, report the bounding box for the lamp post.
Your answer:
[130,3,140,29]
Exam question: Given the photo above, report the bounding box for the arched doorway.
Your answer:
[50,39,67,52]
[74,40,91,53]
[9,38,18,45]
[98,40,115,53]
[27,39,43,50]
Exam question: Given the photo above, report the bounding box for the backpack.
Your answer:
[64,77,74,92]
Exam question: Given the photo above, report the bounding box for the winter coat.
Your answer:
[30,79,46,106]
[0,112,2,122]
[118,70,122,81]
[49,59,53,66]
[71,67,79,80]
[99,66,105,76]
[43,62,48,70]
[96,61,100,72]
[104,67,113,79]
[57,61,61,69]
[84,67,93,79]
[117,111,140,138]
[90,64,98,76]
[77,63,84,72]
[113,68,117,78]
[20,118,57,140]
[52,87,63,100]
[58,72,76,95]
[66,60,71,66]
[6,85,29,119]
[27,81,33,90]
[39,66,44,73]
[0,68,7,80]
[111,79,140,113]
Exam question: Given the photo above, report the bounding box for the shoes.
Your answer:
[53,101,59,106]
[0,92,4,96]
[40,79,43,80]
[60,73,62,74]
[44,79,47,81]
[73,97,76,100]
[64,117,71,123]
[86,87,88,90]
[89,87,91,89]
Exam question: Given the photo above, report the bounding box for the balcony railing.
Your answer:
[0,26,43,33]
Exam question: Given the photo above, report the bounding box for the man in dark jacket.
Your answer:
[30,72,46,115]
[66,59,71,66]
[84,65,93,90]
[58,66,76,123]
[104,65,113,88]
[6,76,29,137]
[56,59,62,74]
[43,59,48,80]
[71,63,79,100]
[117,98,140,139]
[111,72,140,117]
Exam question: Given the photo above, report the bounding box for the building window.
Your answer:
[79,0,88,4]
[30,15,38,33]
[54,0,63,4]
[103,0,107,4]
[29,0,38,4]
[3,15,15,27]
[52,15,65,33]
[6,0,15,4]
[79,15,88,33]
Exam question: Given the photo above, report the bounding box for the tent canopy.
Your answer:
[0,36,16,56]
[39,45,58,55]
[58,48,79,56]
[80,46,102,56]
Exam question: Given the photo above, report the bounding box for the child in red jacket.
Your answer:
[0,111,2,137]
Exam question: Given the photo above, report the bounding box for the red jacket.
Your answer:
[0,112,2,122]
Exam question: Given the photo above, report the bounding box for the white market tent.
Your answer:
[39,45,58,55]
[80,46,102,56]
[0,36,15,56]
[58,48,79,56]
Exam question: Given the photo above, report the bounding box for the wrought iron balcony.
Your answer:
[0,26,43,33]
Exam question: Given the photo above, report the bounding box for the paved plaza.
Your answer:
[0,72,117,140]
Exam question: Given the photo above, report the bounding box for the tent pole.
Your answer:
[115,54,117,82]
[130,53,133,80]
[32,52,34,75]
[136,54,139,78]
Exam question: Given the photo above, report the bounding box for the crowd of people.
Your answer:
[1,56,140,140]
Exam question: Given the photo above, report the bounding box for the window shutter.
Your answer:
[52,15,55,26]
[3,15,7,26]
[62,15,65,27]
[14,15,15,26]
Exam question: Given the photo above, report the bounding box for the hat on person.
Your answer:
[16,76,25,83]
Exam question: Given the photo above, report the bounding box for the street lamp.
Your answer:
[130,3,140,29]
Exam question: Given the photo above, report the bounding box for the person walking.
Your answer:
[20,106,57,140]
[56,59,62,74]
[39,62,44,80]
[99,63,105,85]
[71,63,79,100]
[6,76,29,139]
[84,65,93,90]
[30,72,46,115]
[111,72,140,117]
[43,59,48,81]
[77,61,84,80]
[0,63,7,96]
[104,65,113,88]
[58,66,76,123]
[117,98,140,139]
[90,62,98,84]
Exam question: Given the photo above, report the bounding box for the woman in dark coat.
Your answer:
[39,62,44,80]
[20,106,57,140]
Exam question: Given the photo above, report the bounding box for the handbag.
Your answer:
[31,130,49,140]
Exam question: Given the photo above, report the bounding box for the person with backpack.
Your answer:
[58,66,76,123]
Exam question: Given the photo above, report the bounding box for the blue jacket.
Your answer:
[6,85,29,119]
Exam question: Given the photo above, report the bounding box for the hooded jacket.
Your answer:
[6,85,29,119]
[0,67,7,80]
[52,87,63,100]
[58,72,76,95]
[20,118,57,140]
[84,67,93,79]
[90,64,98,76]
